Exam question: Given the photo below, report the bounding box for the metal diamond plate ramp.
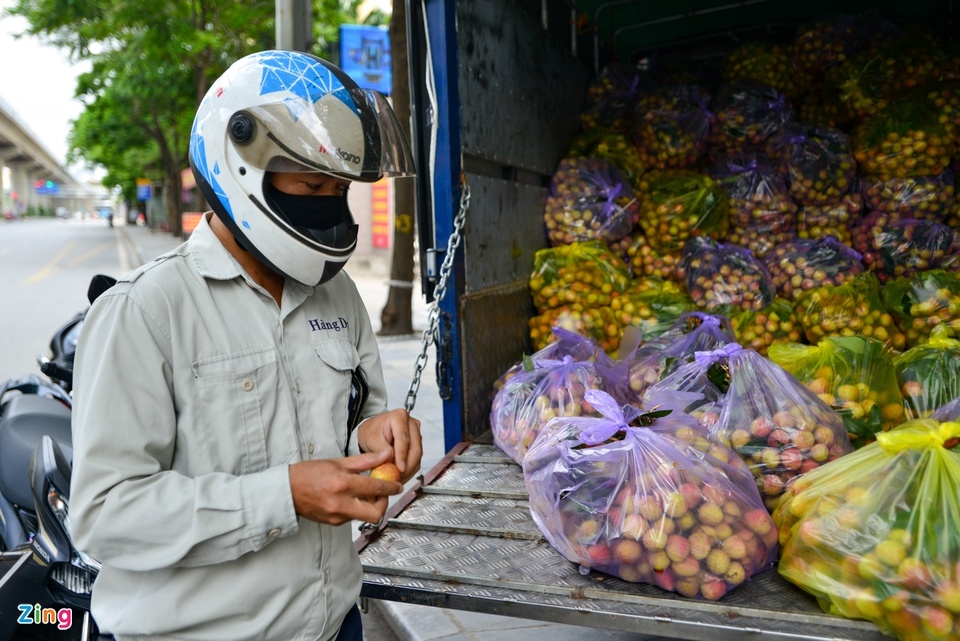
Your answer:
[356,441,890,641]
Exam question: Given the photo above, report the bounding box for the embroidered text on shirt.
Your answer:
[308,317,350,332]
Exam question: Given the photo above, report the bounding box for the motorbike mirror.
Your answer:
[87,274,117,305]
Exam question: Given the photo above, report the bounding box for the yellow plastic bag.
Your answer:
[774,419,960,641]
[768,337,906,449]
[529,241,631,313]
[895,324,960,420]
[794,272,908,352]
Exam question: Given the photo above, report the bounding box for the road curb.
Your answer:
[116,226,145,271]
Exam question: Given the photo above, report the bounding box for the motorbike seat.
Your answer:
[0,394,72,509]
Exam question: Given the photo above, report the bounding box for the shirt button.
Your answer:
[307,443,315,454]
[241,378,254,392]
[295,382,301,394]
[268,528,282,539]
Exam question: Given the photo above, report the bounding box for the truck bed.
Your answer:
[355,439,890,641]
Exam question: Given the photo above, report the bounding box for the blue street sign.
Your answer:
[339,24,391,95]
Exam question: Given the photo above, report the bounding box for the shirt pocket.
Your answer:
[191,347,295,475]
[312,337,361,454]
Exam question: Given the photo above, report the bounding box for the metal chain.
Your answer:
[405,177,470,412]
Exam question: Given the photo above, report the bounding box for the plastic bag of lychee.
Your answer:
[677,237,777,314]
[707,344,854,511]
[763,123,857,208]
[623,312,735,402]
[490,354,606,464]
[768,336,905,450]
[774,418,960,641]
[523,389,778,600]
[707,79,794,161]
[543,157,639,247]
[492,327,601,395]
[894,324,960,421]
[880,269,960,348]
[642,342,739,431]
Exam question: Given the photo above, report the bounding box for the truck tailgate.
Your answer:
[355,439,888,641]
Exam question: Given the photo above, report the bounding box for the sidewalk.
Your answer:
[115,220,655,641]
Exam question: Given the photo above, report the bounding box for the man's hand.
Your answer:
[357,409,423,483]
[288,449,403,525]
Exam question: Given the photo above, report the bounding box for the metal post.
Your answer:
[276,0,314,52]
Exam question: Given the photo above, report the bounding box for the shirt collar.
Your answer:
[189,213,316,301]
[189,212,247,281]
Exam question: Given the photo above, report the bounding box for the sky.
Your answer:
[0,0,95,181]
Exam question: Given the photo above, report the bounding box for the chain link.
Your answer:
[405,177,470,412]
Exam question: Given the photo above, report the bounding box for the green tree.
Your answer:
[7,0,275,233]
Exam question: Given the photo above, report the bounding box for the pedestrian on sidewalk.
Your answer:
[70,50,422,641]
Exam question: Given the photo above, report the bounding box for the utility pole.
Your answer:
[276,0,313,51]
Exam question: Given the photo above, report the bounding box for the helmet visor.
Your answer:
[232,89,415,182]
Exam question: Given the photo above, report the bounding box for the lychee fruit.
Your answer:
[813,426,835,445]
[613,538,643,564]
[678,482,702,509]
[935,580,960,614]
[677,513,697,532]
[768,429,791,448]
[665,535,691,563]
[688,531,713,560]
[370,462,402,482]
[772,411,796,429]
[920,605,954,638]
[722,535,747,560]
[697,502,725,526]
[722,500,742,519]
[700,575,727,601]
[638,495,664,521]
[781,447,803,471]
[671,555,701,578]
[874,539,908,568]
[652,568,675,592]
[642,528,668,551]
[750,416,774,438]
[701,485,729,505]
[897,557,933,590]
[676,578,701,598]
[730,429,752,449]
[791,430,815,450]
[649,550,671,572]
[663,492,688,518]
[744,509,773,536]
[761,473,785,496]
[706,548,731,575]
[724,561,746,586]
[760,447,781,470]
[809,443,830,463]
[585,544,611,565]
[621,513,648,540]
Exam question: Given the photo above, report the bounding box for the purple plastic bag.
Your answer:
[523,389,777,600]
[490,355,607,464]
[708,348,854,511]
[544,157,639,246]
[624,312,736,402]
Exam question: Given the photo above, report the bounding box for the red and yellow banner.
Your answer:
[371,180,391,249]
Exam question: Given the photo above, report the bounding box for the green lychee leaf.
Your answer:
[522,354,536,372]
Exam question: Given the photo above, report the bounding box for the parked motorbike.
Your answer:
[0,275,116,640]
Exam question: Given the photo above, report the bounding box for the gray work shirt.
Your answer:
[70,213,388,641]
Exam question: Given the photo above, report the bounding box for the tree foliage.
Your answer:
[7,0,376,231]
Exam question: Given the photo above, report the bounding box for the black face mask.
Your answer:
[267,184,358,248]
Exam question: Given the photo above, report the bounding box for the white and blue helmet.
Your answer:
[189,50,415,285]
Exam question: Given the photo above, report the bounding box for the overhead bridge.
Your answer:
[0,94,97,216]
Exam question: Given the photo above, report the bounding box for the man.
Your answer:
[70,50,422,641]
